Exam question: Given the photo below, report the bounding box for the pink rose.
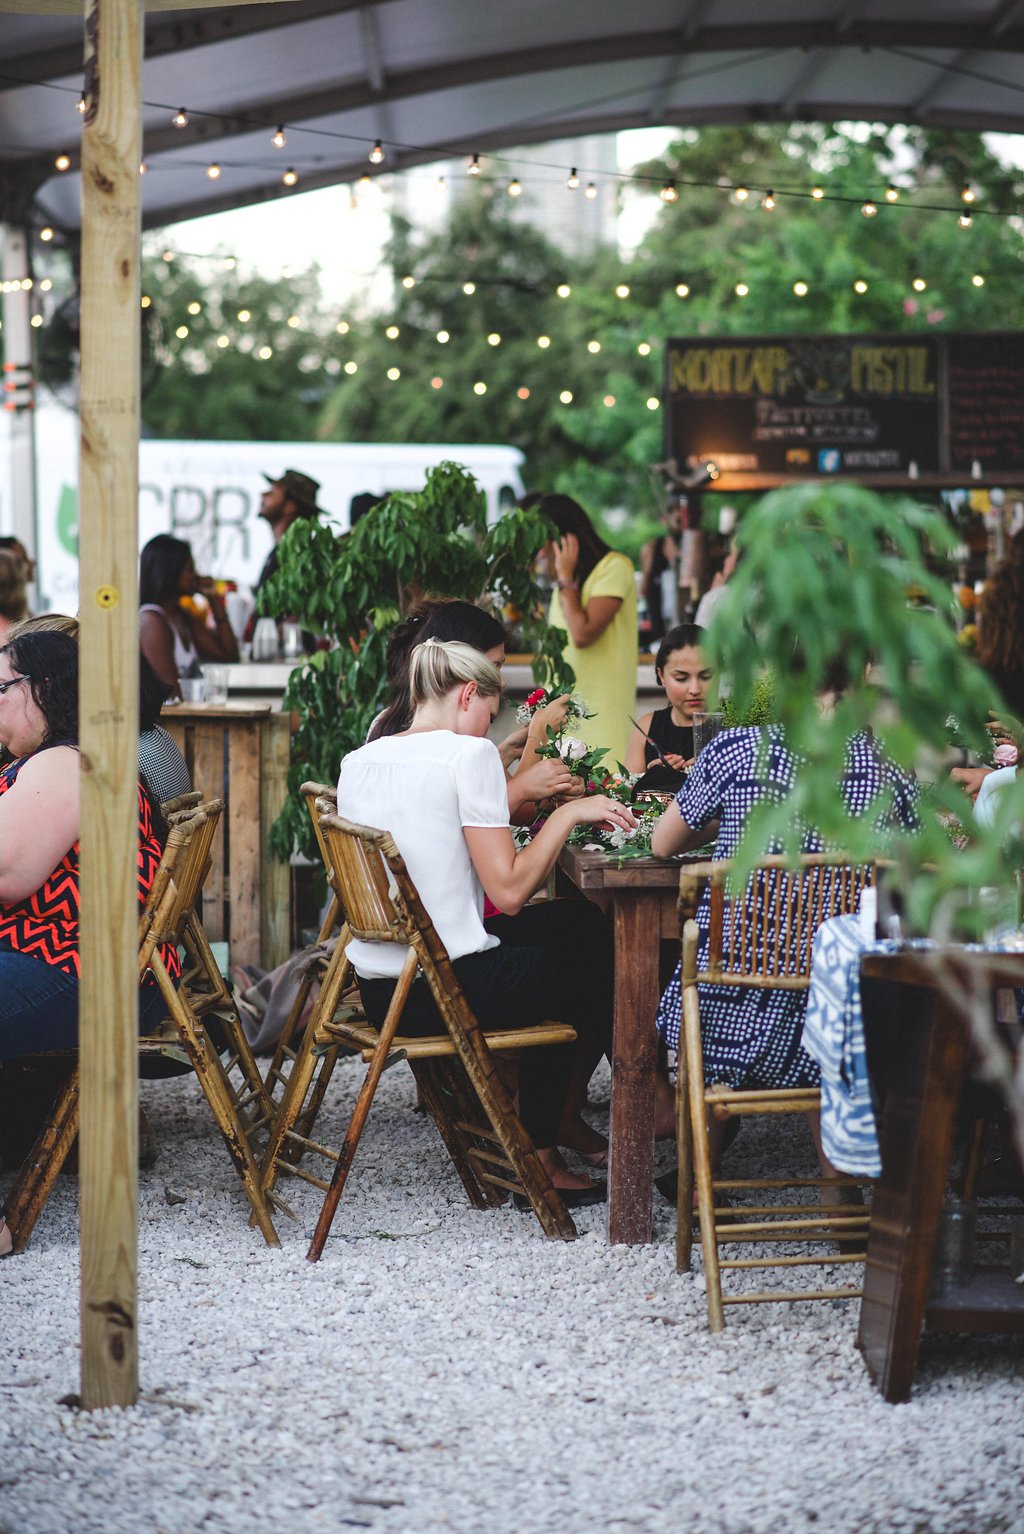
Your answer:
[993,743,1019,767]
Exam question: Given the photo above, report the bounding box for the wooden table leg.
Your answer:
[857,980,971,1402]
[608,889,660,1245]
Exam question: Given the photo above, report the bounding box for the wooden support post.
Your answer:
[77,0,143,1411]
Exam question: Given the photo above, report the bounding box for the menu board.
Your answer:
[947,333,1024,473]
[665,332,1024,479]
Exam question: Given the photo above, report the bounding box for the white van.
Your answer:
[1,405,526,612]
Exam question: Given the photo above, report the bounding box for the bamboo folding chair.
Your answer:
[262,810,580,1258]
[5,803,279,1251]
[675,854,875,1330]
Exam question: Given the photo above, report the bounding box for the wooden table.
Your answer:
[857,946,1024,1402]
[556,845,694,1245]
[161,702,292,970]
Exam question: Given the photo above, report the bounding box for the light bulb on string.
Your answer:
[646,398,660,411]
[436,329,450,343]
[885,185,899,203]
[283,167,298,187]
[761,190,775,211]
[537,335,551,349]
[961,183,975,204]
[615,284,630,299]
[487,332,501,346]
[734,185,749,202]
[912,277,927,291]
[675,282,690,298]
[54,154,71,172]
[435,176,447,194]
[735,282,749,297]
[139,161,147,175]
[853,279,869,294]
[862,201,878,217]
[507,178,522,198]
[272,126,286,149]
[793,280,808,296]
[810,185,825,200]
[560,390,573,404]
[584,183,597,200]
[76,96,87,115]
[587,340,601,354]
[387,367,401,381]
[172,107,189,127]
[972,273,985,287]
[556,283,571,298]
[431,376,444,389]
[401,275,416,288]
[39,227,54,243]
[368,140,385,165]
[467,154,481,176]
[463,281,476,295]
[959,212,973,229]
[473,381,487,395]
[385,325,400,339]
[517,387,530,400]
[207,163,221,180]
[638,342,651,355]
[660,180,679,203]
[566,167,580,191]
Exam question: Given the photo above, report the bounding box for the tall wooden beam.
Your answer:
[77,0,143,1411]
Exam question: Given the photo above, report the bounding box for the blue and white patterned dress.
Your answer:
[655,726,918,1089]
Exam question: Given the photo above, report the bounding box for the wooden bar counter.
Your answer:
[161,702,292,970]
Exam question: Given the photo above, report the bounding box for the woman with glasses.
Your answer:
[0,631,177,1256]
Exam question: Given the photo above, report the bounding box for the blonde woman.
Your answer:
[337,638,637,1205]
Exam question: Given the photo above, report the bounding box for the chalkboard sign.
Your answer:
[947,333,1024,473]
[665,332,1024,480]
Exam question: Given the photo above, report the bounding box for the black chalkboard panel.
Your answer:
[665,334,942,477]
[946,333,1024,473]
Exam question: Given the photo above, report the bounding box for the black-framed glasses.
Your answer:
[0,674,29,697]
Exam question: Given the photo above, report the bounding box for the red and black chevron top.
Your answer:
[0,747,181,982]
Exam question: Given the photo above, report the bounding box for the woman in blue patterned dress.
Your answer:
[650,721,918,1092]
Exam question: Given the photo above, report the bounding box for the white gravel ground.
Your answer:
[3,1058,1023,1534]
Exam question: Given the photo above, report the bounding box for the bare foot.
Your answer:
[538,1147,603,1193]
[557,1116,608,1168]
[0,1216,12,1258]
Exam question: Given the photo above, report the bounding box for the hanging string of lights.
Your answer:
[6,66,1019,232]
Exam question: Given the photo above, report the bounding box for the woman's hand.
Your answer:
[951,765,992,801]
[566,793,638,835]
[528,693,571,738]
[497,724,529,771]
[510,757,575,808]
[662,751,690,772]
[553,534,580,584]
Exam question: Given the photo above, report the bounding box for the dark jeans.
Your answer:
[358,898,613,1147]
[0,948,167,1061]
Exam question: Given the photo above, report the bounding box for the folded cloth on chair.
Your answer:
[803,914,882,1179]
[233,938,338,1052]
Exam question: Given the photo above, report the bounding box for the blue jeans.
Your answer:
[0,948,167,1061]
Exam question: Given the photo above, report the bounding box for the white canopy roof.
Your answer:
[2,0,1022,234]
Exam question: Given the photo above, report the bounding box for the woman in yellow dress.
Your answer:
[530,494,638,765]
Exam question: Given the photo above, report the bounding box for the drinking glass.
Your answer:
[251,617,279,662]
[179,677,206,704]
[281,621,304,661]
[931,1199,976,1290]
[205,665,229,705]
[692,710,724,758]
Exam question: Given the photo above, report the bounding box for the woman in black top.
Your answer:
[625,624,714,794]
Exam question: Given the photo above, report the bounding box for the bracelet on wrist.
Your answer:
[556,579,578,590]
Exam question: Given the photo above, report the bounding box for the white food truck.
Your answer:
[0,404,526,613]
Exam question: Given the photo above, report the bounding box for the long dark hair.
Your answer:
[1,630,78,748]
[523,492,612,586]
[140,534,193,607]
[370,599,507,740]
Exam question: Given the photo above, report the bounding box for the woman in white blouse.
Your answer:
[337,638,636,1207]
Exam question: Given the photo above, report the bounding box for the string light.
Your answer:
[467,154,481,176]
[462,281,476,295]
[401,275,416,288]
[287,315,300,328]
[431,376,443,389]
[29,314,42,328]
[39,226,54,242]
[566,167,580,191]
[487,332,501,346]
[344,360,358,374]
[435,176,447,194]
[172,107,189,127]
[139,161,147,175]
[660,180,679,203]
[39,279,52,291]
[175,325,189,339]
[959,212,973,229]
[537,335,551,348]
[734,185,749,202]
[912,277,927,291]
[603,395,616,407]
[436,329,450,343]
[961,183,975,204]
[207,163,221,179]
[637,342,651,355]
[853,279,869,293]
[735,282,749,297]
[517,387,530,399]
[885,185,899,203]
[761,189,775,211]
[473,381,487,394]
[862,200,878,217]
[283,167,298,186]
[336,321,350,334]
[272,126,286,149]
[54,154,71,172]
[559,390,573,404]
[368,140,385,165]
[187,300,201,315]
[385,324,400,339]
[587,340,601,354]
[792,280,808,296]
[507,178,522,198]
[556,283,571,298]
[646,397,660,411]
[675,282,690,298]
[972,273,985,287]
[224,257,236,270]
[584,183,597,200]
[258,345,273,360]
[615,283,630,299]
[811,185,825,200]
[237,308,251,322]
[216,334,229,348]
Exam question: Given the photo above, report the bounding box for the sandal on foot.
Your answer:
[0,1217,13,1258]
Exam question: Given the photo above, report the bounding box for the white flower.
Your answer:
[607,826,637,849]
[559,736,589,762]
